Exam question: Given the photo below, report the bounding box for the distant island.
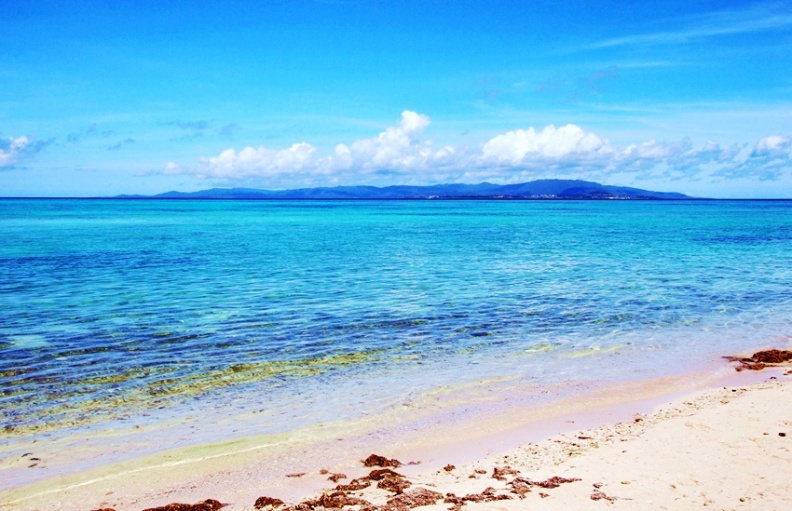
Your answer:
[118,179,691,200]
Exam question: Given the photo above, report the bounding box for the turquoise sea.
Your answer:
[1,199,791,486]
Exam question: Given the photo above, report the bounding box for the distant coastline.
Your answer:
[114,179,693,201]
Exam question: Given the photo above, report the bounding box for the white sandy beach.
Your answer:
[1,354,790,511]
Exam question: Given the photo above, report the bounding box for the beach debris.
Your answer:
[327,473,347,482]
[590,483,619,502]
[142,499,224,511]
[282,491,373,511]
[751,349,792,364]
[507,478,533,498]
[335,478,372,491]
[591,489,618,501]
[363,454,402,468]
[255,497,285,510]
[316,491,371,508]
[286,473,306,478]
[467,487,512,503]
[378,474,412,494]
[443,493,465,511]
[518,476,582,489]
[725,349,792,371]
[491,466,520,481]
[444,486,513,509]
[386,488,444,509]
[331,468,408,493]
[735,360,767,371]
[368,468,404,480]
[442,464,455,472]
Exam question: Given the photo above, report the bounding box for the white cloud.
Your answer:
[481,124,610,163]
[159,112,792,189]
[332,110,435,171]
[166,142,318,179]
[0,136,31,168]
[754,135,791,154]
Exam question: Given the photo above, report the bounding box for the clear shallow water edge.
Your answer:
[1,199,791,488]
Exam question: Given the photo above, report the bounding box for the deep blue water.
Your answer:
[1,199,791,439]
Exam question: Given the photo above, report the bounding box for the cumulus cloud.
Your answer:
[753,135,791,155]
[714,134,792,181]
[481,124,611,163]
[165,111,460,181]
[330,110,458,173]
[1,135,51,168]
[158,111,792,188]
[186,142,318,179]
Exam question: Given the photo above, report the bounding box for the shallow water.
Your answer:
[1,199,791,486]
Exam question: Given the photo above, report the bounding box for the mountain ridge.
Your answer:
[118,179,692,200]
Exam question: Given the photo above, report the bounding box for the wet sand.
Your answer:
[1,355,790,511]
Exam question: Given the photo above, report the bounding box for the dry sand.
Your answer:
[1,364,790,511]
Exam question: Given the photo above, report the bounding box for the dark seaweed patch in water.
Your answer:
[0,345,396,436]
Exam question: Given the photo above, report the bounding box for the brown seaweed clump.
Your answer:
[525,476,582,489]
[444,487,513,511]
[363,454,402,468]
[254,496,285,510]
[386,488,444,509]
[367,469,404,480]
[726,349,792,371]
[281,491,373,511]
[335,478,372,491]
[377,474,412,494]
[491,466,520,481]
[751,349,792,364]
[142,499,224,511]
[591,489,618,501]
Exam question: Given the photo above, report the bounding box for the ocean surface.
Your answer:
[1,199,791,485]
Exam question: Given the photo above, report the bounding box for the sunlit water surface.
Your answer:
[1,199,791,483]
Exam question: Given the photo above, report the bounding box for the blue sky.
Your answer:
[1,0,791,197]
